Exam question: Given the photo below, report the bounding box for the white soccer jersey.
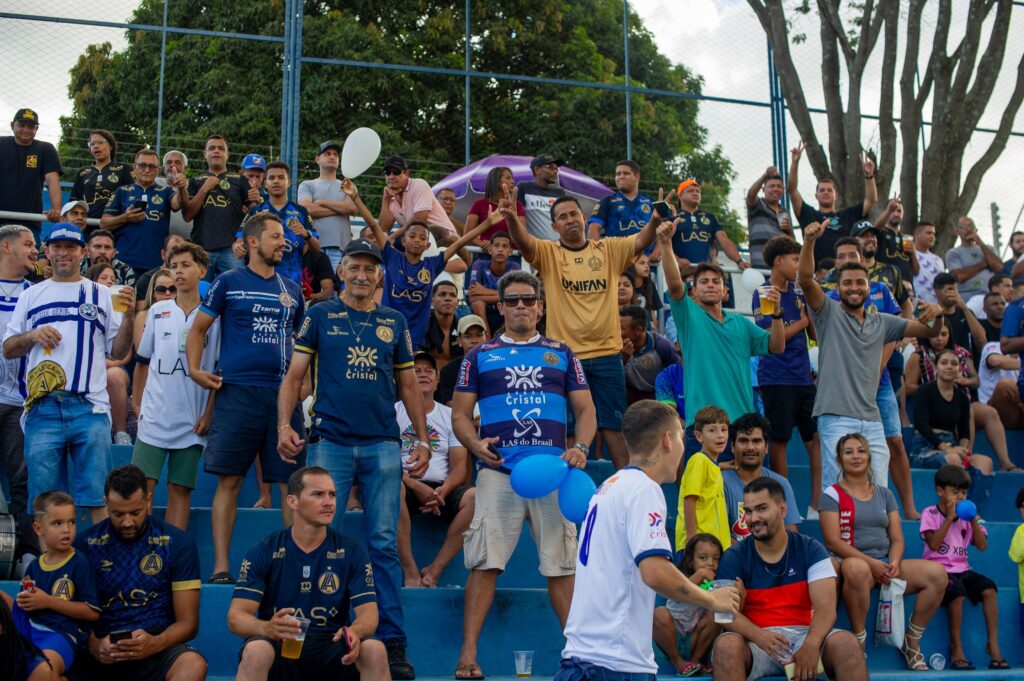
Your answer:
[394,400,460,483]
[561,467,674,673]
[2,279,121,413]
[0,278,31,407]
[136,299,220,449]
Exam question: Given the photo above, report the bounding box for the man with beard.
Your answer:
[73,465,207,681]
[745,166,794,269]
[1004,231,1024,285]
[516,154,565,241]
[799,221,940,493]
[78,229,136,286]
[298,140,357,271]
[712,477,866,681]
[872,197,918,281]
[912,222,945,304]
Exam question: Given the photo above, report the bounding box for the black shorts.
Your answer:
[70,644,202,681]
[241,633,359,681]
[204,383,306,483]
[403,480,470,523]
[760,384,817,442]
[942,570,997,606]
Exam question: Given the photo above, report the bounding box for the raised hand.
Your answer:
[862,151,876,177]
[803,221,824,242]
[790,142,806,164]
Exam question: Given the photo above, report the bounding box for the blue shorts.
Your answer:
[13,605,77,672]
[579,354,627,431]
[555,656,655,681]
[204,383,306,483]
[876,382,902,438]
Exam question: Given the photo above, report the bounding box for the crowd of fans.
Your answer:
[1,105,1024,681]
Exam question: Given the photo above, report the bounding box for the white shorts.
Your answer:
[714,626,846,681]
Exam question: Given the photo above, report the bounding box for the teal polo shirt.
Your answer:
[668,294,771,426]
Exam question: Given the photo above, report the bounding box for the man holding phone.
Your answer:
[587,160,659,259]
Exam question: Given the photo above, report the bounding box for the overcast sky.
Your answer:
[2,0,1021,250]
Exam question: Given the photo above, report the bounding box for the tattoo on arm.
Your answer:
[675,584,691,597]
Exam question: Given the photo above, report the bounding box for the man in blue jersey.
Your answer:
[277,237,430,680]
[229,466,389,681]
[186,211,306,584]
[670,179,748,270]
[73,465,207,681]
[588,160,658,257]
[450,269,597,680]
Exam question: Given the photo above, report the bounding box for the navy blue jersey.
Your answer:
[201,267,304,388]
[381,241,446,349]
[753,282,812,386]
[670,209,721,264]
[19,550,99,644]
[74,516,201,637]
[234,528,376,633]
[70,162,134,219]
[103,183,177,269]
[590,192,655,254]
[241,200,317,286]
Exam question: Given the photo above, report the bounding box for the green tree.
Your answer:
[61,0,742,240]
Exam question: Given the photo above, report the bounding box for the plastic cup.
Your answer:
[109,285,129,314]
[514,650,534,678]
[710,579,736,624]
[280,616,310,660]
[757,285,777,316]
[901,235,914,251]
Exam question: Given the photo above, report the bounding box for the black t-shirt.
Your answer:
[942,308,974,356]
[875,227,915,284]
[0,137,63,226]
[913,380,971,446]
[796,201,865,264]
[435,359,460,406]
[187,172,250,251]
[302,247,334,298]
[70,162,134,219]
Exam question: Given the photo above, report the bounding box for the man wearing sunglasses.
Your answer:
[101,148,187,279]
[378,155,456,234]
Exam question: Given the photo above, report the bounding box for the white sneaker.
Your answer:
[805,506,819,521]
[113,432,132,446]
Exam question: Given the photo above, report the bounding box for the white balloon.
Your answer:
[741,267,765,292]
[808,346,819,374]
[341,127,382,179]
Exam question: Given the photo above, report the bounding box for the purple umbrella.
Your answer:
[431,154,612,222]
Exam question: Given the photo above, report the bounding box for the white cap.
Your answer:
[60,199,87,215]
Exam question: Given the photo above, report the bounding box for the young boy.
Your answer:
[14,491,100,681]
[1011,486,1024,641]
[920,465,1007,670]
[466,231,520,335]
[674,405,731,554]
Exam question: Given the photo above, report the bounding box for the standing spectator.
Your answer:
[420,281,461,368]
[183,135,258,280]
[979,291,1007,343]
[451,269,596,680]
[131,243,218,531]
[745,166,794,269]
[133,233,187,309]
[396,352,476,588]
[619,305,679,403]
[872,197,919,282]
[1004,230,1024,284]
[186,212,306,584]
[2,223,136,523]
[378,155,455,234]
[70,129,132,221]
[588,160,658,256]
[932,272,987,357]
[276,237,430,680]
[788,141,877,263]
[464,167,521,248]
[242,161,319,286]
[435,315,487,406]
[912,221,944,304]
[0,108,62,234]
[437,187,465,235]
[101,148,185,278]
[467,231,519,334]
[240,153,267,193]
[658,221,785,458]
[946,216,1003,302]
[505,191,659,469]
[229,466,388,681]
[670,179,748,270]
[79,229,136,286]
[516,154,565,241]
[159,150,192,238]
[849,222,911,308]
[297,140,357,271]
[73,465,207,681]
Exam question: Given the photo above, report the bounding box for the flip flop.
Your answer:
[1001,465,1023,473]
[676,661,702,677]
[454,664,485,680]
[989,659,1010,669]
[950,658,975,670]
[208,571,235,584]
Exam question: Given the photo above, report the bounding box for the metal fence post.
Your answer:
[155,0,169,155]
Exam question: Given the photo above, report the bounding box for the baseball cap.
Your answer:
[382,155,408,173]
[12,108,39,125]
[343,238,383,263]
[318,140,342,155]
[241,153,267,171]
[45,223,85,246]
[413,350,437,369]
[530,154,564,169]
[676,179,699,196]
[852,220,879,237]
[60,200,88,215]
[457,314,487,335]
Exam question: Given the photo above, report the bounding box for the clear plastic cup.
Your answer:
[109,284,129,314]
[281,616,310,660]
[514,650,534,678]
[710,579,736,623]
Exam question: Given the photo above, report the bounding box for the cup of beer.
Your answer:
[901,234,914,251]
[281,616,310,660]
[109,285,130,314]
[758,285,777,316]
[710,579,737,623]
[513,650,534,678]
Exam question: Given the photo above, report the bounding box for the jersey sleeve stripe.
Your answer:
[634,548,673,566]
[394,361,414,370]
[171,579,202,591]
[294,343,316,355]
[351,590,377,600]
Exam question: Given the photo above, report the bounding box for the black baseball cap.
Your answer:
[530,154,564,169]
[382,155,408,172]
[852,220,879,237]
[413,351,437,369]
[343,238,383,263]
[12,108,39,125]
[318,140,341,155]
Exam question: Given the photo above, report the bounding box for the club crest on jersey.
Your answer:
[108,173,119,184]
[26,155,37,168]
[417,269,432,285]
[140,552,164,576]
[318,570,340,594]
[51,575,75,600]
[648,512,663,527]
[79,303,99,321]
[220,179,231,191]
[376,326,393,343]
[587,255,603,271]
[543,352,558,366]
[150,193,163,205]
[279,292,294,308]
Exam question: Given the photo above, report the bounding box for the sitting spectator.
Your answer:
[73,465,207,681]
[464,167,522,249]
[437,187,465,234]
[818,433,946,667]
[676,406,732,553]
[420,281,461,368]
[396,352,476,587]
[979,339,1024,429]
[619,305,678,403]
[630,254,662,331]
[910,348,995,475]
[71,129,132,222]
[617,269,638,309]
[1011,488,1024,631]
[712,477,867,681]
[302,242,335,304]
[0,590,46,681]
[435,314,487,406]
[814,257,834,284]
[932,272,986,354]
[654,362,685,422]
[920,465,1008,670]
[516,154,565,241]
[229,466,388,681]
[79,229,136,286]
[467,231,519,334]
[134,233,187,310]
[378,155,456,234]
[946,216,1002,305]
[973,291,1007,373]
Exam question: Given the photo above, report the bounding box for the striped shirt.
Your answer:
[0,277,31,407]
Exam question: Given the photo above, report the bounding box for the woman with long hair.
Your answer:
[463,166,523,250]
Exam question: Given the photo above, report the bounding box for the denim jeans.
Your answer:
[24,393,112,507]
[322,246,343,272]
[308,436,405,643]
[817,414,889,490]
[554,657,655,681]
[204,247,245,282]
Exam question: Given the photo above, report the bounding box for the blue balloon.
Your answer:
[956,499,977,522]
[558,467,597,523]
[510,455,569,499]
[198,280,211,299]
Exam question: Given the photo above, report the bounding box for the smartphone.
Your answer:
[132,199,148,211]
[652,200,673,219]
[109,630,133,644]
[487,443,503,459]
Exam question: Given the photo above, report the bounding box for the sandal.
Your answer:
[989,659,1010,670]
[676,661,702,677]
[454,664,485,680]
[1001,465,1023,473]
[950,658,975,670]
[900,621,928,671]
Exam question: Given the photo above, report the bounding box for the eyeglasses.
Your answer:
[154,285,177,294]
[500,295,539,307]
[86,140,107,148]
[384,168,403,176]
[135,163,159,170]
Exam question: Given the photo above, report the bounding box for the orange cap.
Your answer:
[676,178,699,196]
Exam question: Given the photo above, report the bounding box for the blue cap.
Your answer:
[241,153,267,170]
[44,223,86,246]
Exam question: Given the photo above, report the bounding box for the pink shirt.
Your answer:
[919,504,986,573]
[386,177,455,234]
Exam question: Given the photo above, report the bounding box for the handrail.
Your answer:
[0,211,102,227]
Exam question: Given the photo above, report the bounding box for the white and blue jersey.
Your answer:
[455,334,588,472]
[0,277,30,407]
[201,267,304,389]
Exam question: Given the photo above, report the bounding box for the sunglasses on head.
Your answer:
[154,285,177,295]
[500,295,539,307]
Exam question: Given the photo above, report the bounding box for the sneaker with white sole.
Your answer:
[113,432,132,446]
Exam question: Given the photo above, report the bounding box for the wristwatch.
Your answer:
[574,442,590,457]
[772,312,784,319]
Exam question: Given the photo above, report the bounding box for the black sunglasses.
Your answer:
[384,168,404,176]
[154,285,177,295]
[500,295,539,307]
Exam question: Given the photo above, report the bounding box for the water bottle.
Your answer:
[929,653,946,670]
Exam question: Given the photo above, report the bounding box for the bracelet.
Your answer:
[771,313,783,319]
[864,175,874,179]
[277,424,292,432]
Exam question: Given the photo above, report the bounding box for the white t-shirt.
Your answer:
[2,278,121,414]
[978,341,1017,404]
[0,278,31,407]
[136,299,221,449]
[561,467,674,674]
[394,400,461,483]
[913,250,945,304]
